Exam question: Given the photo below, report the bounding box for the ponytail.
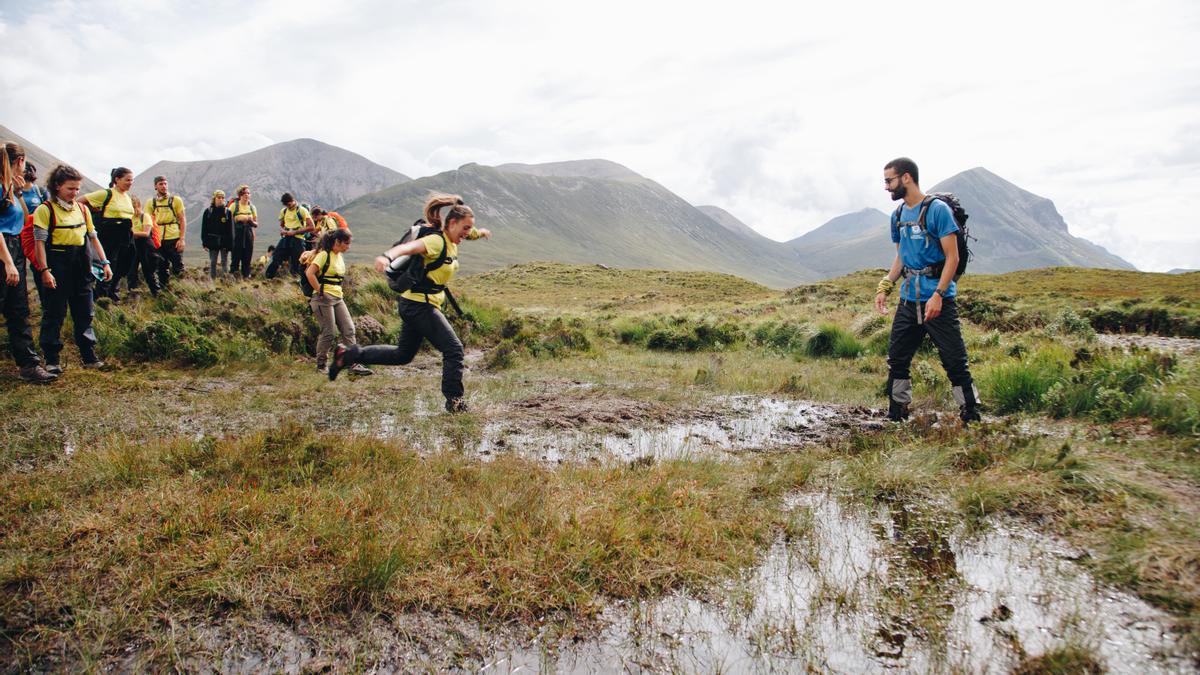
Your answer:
[109,166,132,188]
[3,142,25,200]
[423,194,473,230]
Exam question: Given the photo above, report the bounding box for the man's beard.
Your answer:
[889,185,907,201]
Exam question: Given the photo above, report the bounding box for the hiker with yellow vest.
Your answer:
[265,192,313,278]
[127,195,161,296]
[33,165,112,373]
[229,184,258,278]
[148,176,186,289]
[83,168,135,302]
[309,206,349,239]
[305,229,372,376]
[329,194,491,413]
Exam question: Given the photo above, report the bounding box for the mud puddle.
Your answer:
[1098,333,1200,355]
[481,494,1192,674]
[349,395,884,462]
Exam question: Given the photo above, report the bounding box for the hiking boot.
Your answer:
[445,397,469,414]
[19,365,57,384]
[81,360,107,370]
[317,364,328,375]
[960,406,982,425]
[328,344,358,381]
[887,400,909,422]
[44,363,63,376]
[349,364,374,377]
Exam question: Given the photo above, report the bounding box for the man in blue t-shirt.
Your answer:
[873,157,980,424]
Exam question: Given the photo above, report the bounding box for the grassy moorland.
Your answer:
[0,264,1197,670]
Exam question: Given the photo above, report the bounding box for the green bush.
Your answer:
[751,321,809,353]
[646,320,741,352]
[124,317,220,368]
[803,324,864,359]
[981,351,1067,414]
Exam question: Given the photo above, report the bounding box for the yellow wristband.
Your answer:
[876,277,896,296]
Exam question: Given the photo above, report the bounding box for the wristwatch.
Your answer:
[935,288,948,298]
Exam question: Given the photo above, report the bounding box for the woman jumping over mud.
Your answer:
[327,194,490,413]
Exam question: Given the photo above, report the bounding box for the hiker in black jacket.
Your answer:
[200,190,233,279]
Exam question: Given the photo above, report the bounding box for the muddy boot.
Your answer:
[445,397,469,414]
[349,364,374,377]
[954,382,982,425]
[887,377,911,422]
[19,365,57,384]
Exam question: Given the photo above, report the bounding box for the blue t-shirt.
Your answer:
[21,186,47,213]
[0,191,23,236]
[890,198,959,302]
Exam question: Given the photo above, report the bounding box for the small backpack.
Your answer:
[384,219,451,294]
[328,211,349,230]
[893,192,972,280]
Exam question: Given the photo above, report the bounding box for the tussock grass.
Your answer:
[0,425,812,666]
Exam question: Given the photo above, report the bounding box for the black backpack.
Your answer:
[893,192,972,280]
[299,251,334,298]
[385,219,452,294]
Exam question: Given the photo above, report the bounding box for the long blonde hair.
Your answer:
[423,194,473,230]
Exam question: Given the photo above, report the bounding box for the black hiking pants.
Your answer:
[95,221,132,297]
[1,234,40,368]
[37,246,98,365]
[355,298,464,401]
[127,237,161,294]
[265,237,303,278]
[230,224,254,277]
[886,296,979,420]
[156,239,184,288]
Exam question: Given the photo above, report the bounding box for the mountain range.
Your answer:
[2,124,1138,284]
[136,138,409,226]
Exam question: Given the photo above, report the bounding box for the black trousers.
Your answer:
[230,225,255,277]
[157,238,184,287]
[886,296,978,414]
[38,246,97,365]
[127,237,161,293]
[1,233,39,368]
[95,222,132,296]
[356,298,464,400]
[265,237,304,278]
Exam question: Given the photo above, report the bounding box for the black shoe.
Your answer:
[328,344,357,381]
[960,407,982,425]
[19,365,57,384]
[887,401,910,422]
[445,397,469,413]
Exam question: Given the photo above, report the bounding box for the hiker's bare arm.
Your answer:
[374,240,428,273]
[924,234,959,322]
[306,263,322,294]
[466,227,491,240]
[0,234,16,285]
[876,248,903,314]
[35,241,55,289]
[176,204,187,251]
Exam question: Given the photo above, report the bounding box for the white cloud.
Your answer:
[1,0,1197,270]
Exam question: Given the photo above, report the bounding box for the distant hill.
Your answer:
[137,138,409,247]
[696,205,774,243]
[786,168,1135,276]
[494,159,645,182]
[0,124,103,192]
[338,162,818,288]
[786,208,893,277]
[1168,268,1198,275]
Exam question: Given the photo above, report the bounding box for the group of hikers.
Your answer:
[1,143,976,422]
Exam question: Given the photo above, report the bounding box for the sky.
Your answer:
[2,0,1198,271]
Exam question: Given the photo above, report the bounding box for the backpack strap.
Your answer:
[317,250,333,295]
[101,189,113,215]
[915,195,935,231]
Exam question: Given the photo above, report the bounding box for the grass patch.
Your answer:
[0,425,812,666]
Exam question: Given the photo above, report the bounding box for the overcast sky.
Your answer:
[2,0,1198,271]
